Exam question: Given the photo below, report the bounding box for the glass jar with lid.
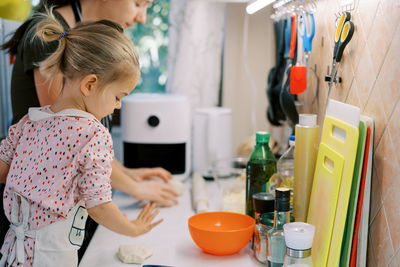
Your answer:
[254,212,274,263]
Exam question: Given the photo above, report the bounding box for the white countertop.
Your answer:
[78,178,264,267]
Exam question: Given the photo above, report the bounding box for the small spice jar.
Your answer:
[252,192,275,264]
[254,212,275,263]
[253,192,275,221]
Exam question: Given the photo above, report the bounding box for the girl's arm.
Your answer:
[87,201,162,237]
[0,160,9,184]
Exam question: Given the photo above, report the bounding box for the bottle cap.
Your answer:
[275,187,290,212]
[289,135,295,146]
[253,192,274,214]
[283,222,315,250]
[256,132,270,143]
[299,114,317,127]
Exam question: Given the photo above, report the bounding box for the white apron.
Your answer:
[0,193,88,267]
[0,107,99,267]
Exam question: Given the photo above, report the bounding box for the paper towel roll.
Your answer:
[192,173,209,213]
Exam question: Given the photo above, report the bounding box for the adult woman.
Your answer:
[1,0,178,259]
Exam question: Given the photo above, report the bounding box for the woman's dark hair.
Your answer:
[1,0,73,55]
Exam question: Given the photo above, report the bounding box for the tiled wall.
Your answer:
[299,0,400,266]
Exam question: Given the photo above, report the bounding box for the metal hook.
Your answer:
[339,0,355,12]
[305,0,317,12]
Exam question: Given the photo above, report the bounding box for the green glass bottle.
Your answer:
[245,132,277,218]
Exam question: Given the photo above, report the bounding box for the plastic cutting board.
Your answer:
[339,120,367,267]
[307,142,344,266]
[308,99,360,267]
[354,116,374,267]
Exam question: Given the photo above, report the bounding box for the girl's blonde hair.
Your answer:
[31,8,140,89]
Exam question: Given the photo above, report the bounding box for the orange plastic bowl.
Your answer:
[188,211,255,256]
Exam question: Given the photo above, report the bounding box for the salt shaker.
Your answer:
[283,222,315,267]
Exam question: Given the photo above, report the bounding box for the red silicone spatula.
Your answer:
[290,13,308,95]
[290,65,307,94]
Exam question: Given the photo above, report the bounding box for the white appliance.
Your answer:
[193,107,232,178]
[121,93,191,181]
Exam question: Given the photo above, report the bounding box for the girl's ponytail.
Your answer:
[33,8,67,80]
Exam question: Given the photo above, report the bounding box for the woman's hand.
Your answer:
[125,167,172,183]
[130,180,179,207]
[131,203,163,237]
[110,160,178,206]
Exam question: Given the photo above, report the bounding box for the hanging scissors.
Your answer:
[298,11,315,53]
[326,11,354,106]
[297,11,315,89]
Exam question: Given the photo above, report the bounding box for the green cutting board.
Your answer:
[339,120,367,266]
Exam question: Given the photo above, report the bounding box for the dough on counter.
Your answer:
[117,244,153,264]
[168,179,184,196]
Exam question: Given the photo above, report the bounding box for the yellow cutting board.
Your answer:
[307,115,359,267]
[307,142,344,267]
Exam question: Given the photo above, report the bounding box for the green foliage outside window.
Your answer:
[125,1,169,94]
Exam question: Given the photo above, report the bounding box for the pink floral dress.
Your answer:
[0,106,113,266]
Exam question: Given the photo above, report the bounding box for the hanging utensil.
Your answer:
[266,19,287,126]
[280,15,299,125]
[294,11,318,106]
[290,11,308,95]
[326,12,354,107]
[298,11,315,90]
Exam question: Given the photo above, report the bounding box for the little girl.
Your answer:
[0,9,162,267]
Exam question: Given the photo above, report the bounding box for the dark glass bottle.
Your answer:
[245,132,277,218]
[268,188,291,267]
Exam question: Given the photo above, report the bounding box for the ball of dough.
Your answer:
[117,244,153,264]
[168,179,184,196]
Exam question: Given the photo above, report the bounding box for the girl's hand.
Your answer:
[131,203,163,236]
[130,180,179,207]
[126,167,172,183]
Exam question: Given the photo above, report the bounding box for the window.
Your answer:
[30,0,170,94]
[125,1,169,94]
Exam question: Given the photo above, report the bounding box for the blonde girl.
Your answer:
[0,9,162,267]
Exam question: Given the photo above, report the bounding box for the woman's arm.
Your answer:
[110,160,179,207]
[113,159,172,183]
[33,68,63,106]
[87,201,162,237]
[0,160,9,184]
